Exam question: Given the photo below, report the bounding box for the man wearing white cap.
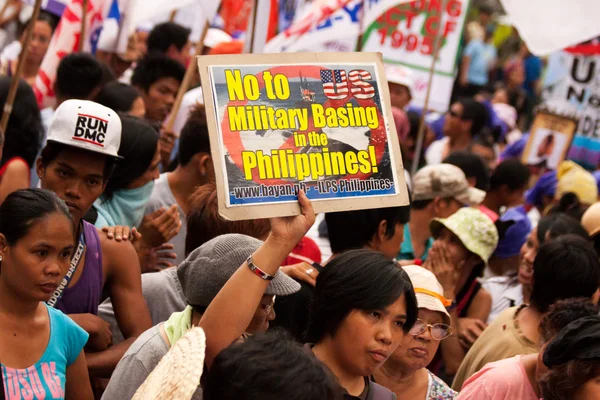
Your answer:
[385,64,414,110]
[35,99,152,378]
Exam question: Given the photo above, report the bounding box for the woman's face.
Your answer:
[126,146,161,189]
[129,97,146,119]
[329,294,408,377]
[518,228,538,287]
[246,295,276,333]
[0,213,74,302]
[26,21,53,66]
[435,228,471,268]
[388,309,444,371]
[574,374,600,400]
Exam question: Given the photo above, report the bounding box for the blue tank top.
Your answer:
[54,221,103,315]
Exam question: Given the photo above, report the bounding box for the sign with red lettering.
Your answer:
[197,52,409,221]
[361,0,470,112]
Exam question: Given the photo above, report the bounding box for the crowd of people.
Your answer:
[0,3,599,400]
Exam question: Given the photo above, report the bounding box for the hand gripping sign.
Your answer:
[198,52,409,220]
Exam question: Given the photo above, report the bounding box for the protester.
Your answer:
[36,99,152,378]
[199,193,418,399]
[481,159,530,218]
[503,59,528,122]
[443,151,490,192]
[144,106,213,265]
[524,170,557,216]
[102,234,301,400]
[131,53,185,125]
[0,11,57,86]
[94,82,146,118]
[459,23,496,97]
[539,315,600,400]
[373,265,457,399]
[426,99,488,165]
[385,65,414,110]
[452,234,600,390]
[0,0,21,51]
[483,207,532,323]
[146,22,191,66]
[97,182,271,344]
[0,189,93,399]
[468,132,497,170]
[457,298,599,398]
[0,77,42,203]
[204,331,342,400]
[398,164,485,262]
[424,207,499,382]
[90,116,161,229]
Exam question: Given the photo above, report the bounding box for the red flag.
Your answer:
[33,0,109,108]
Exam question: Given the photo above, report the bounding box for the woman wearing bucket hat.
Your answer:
[200,192,418,399]
[373,265,457,399]
[102,233,301,400]
[423,207,499,382]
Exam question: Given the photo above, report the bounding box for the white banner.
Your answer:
[361,0,469,112]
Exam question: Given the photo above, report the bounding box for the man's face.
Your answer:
[140,77,180,122]
[389,82,411,110]
[37,147,107,223]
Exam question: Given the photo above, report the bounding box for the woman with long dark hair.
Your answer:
[0,189,93,399]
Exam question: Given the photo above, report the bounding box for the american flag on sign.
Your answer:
[320,69,349,100]
[348,70,376,99]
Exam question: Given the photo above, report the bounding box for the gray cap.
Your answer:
[177,234,301,307]
[412,163,485,206]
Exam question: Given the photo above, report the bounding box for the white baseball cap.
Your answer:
[385,65,414,96]
[204,28,232,49]
[47,100,122,159]
[402,265,451,322]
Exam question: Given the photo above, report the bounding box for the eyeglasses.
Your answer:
[258,296,276,314]
[409,319,452,340]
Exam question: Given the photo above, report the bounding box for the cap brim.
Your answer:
[265,271,301,296]
[46,138,124,160]
[454,187,486,207]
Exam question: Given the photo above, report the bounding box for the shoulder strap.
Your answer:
[367,382,396,400]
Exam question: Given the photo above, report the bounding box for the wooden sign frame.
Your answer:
[197,52,409,221]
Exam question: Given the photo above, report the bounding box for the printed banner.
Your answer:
[360,0,470,112]
[198,52,409,220]
[542,50,600,170]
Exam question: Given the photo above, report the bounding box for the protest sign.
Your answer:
[360,0,470,112]
[522,112,577,175]
[542,50,600,170]
[197,52,409,220]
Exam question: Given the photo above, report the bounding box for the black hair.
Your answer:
[306,249,418,343]
[204,330,342,400]
[325,206,410,254]
[470,131,495,154]
[94,82,141,114]
[539,298,599,343]
[19,10,59,36]
[489,159,530,192]
[0,77,43,169]
[0,189,72,246]
[458,98,489,137]
[178,105,211,166]
[101,115,159,199]
[98,61,117,86]
[537,213,590,245]
[39,142,117,180]
[530,235,600,313]
[147,22,191,54]
[131,53,185,93]
[479,5,493,16]
[55,53,103,99]
[548,193,585,222]
[443,151,490,191]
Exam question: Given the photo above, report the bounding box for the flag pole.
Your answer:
[410,0,448,177]
[0,0,43,145]
[355,0,366,51]
[79,0,89,52]
[164,21,210,132]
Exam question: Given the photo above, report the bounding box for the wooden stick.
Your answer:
[410,0,448,177]
[245,0,259,53]
[169,9,177,22]
[79,0,89,52]
[0,0,43,141]
[355,0,366,52]
[164,22,210,132]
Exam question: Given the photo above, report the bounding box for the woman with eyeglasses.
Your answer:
[373,265,457,399]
